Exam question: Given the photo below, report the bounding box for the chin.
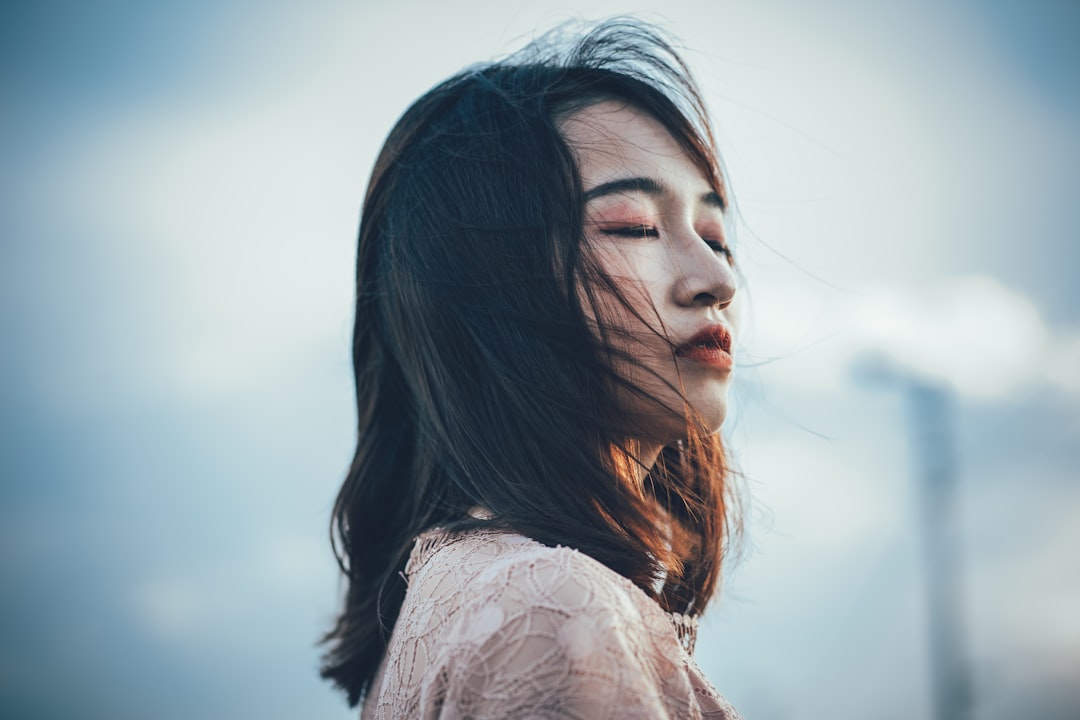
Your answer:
[687,401,728,437]
[616,378,731,449]
[680,381,730,434]
[636,398,729,450]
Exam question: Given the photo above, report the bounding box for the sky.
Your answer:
[2,1,1078,718]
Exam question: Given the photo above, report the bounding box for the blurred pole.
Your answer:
[907,382,973,720]
[853,354,973,720]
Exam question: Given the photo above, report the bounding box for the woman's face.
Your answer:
[561,100,739,452]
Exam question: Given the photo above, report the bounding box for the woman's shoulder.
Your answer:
[373,529,694,719]
[368,527,741,719]
[404,527,651,625]
[400,528,698,685]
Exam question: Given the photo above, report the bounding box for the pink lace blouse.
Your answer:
[361,528,741,719]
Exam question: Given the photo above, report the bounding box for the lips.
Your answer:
[674,325,734,369]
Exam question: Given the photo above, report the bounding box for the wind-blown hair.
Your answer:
[321,18,740,706]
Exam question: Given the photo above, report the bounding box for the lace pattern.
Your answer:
[670,611,699,655]
[362,528,741,719]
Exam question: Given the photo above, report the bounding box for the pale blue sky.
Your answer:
[2,1,1078,718]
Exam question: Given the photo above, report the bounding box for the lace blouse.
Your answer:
[361,528,741,719]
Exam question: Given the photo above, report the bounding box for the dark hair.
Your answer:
[321,18,739,706]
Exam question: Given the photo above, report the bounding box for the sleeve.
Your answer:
[421,549,692,720]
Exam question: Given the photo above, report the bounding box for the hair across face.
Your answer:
[562,100,739,459]
[321,20,740,708]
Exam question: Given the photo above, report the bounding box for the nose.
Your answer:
[672,232,737,310]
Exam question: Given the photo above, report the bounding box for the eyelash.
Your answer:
[707,240,734,261]
[603,225,659,238]
[602,225,734,260]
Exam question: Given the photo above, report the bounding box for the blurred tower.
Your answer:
[908,381,973,720]
[856,355,974,720]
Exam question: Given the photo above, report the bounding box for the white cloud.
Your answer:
[255,532,331,590]
[131,577,210,641]
[1045,332,1080,394]
[746,272,1077,401]
[851,276,1050,398]
[129,532,337,650]
[45,74,363,405]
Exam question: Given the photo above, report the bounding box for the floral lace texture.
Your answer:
[362,528,741,719]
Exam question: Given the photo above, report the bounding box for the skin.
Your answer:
[561,100,739,470]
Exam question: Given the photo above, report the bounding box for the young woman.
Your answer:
[322,19,743,719]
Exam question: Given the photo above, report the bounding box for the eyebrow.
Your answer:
[583,176,727,211]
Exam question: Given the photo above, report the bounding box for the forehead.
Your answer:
[558,100,708,191]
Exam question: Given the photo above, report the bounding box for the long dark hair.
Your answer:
[321,18,740,707]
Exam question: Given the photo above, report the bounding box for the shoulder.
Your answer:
[406,528,647,629]
[377,529,700,719]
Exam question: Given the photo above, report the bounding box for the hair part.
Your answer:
[320,17,740,707]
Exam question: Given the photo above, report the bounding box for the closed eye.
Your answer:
[705,239,735,263]
[601,225,660,238]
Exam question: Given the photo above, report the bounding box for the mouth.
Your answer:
[674,325,734,369]
[677,325,732,354]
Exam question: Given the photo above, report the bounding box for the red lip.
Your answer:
[675,325,734,370]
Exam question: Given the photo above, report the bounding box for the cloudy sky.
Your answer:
[2,1,1078,718]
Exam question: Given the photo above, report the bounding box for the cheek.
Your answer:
[586,245,669,323]
[581,279,658,345]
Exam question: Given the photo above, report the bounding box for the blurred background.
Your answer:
[2,0,1077,718]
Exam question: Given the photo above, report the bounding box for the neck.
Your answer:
[635,441,663,484]
[609,439,663,490]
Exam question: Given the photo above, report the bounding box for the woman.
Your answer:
[322,18,743,719]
